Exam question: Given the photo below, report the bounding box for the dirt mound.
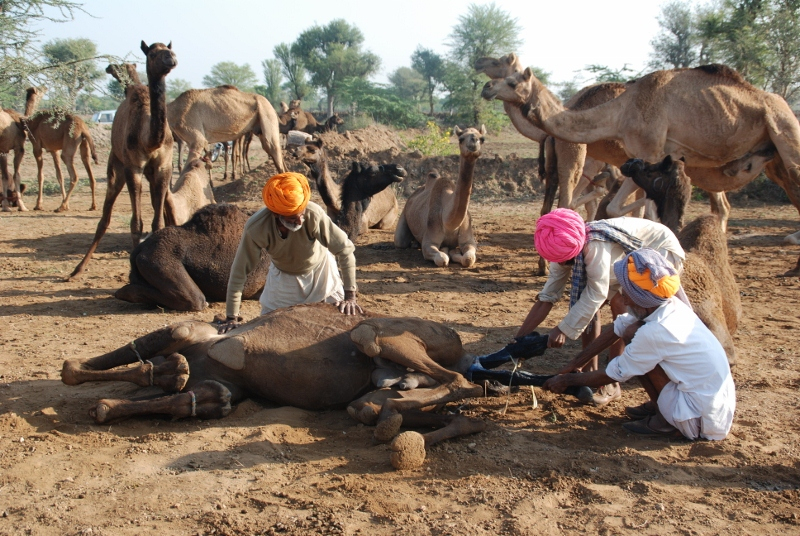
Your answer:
[86,122,113,149]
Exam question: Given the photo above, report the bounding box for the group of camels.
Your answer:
[35,41,798,468]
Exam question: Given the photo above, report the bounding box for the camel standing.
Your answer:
[394,126,485,267]
[23,88,99,212]
[0,104,28,212]
[69,41,178,281]
[167,85,285,175]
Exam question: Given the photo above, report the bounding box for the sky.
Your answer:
[35,0,666,90]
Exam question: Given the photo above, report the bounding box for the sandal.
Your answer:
[622,413,684,438]
[625,401,657,420]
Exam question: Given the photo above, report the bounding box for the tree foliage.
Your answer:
[338,77,426,128]
[166,77,192,101]
[388,66,426,105]
[273,43,311,101]
[202,61,257,92]
[259,58,285,108]
[291,19,380,115]
[649,1,698,69]
[41,37,101,108]
[411,47,446,115]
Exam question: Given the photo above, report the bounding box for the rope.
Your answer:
[500,356,521,416]
[130,341,143,363]
[146,360,153,386]
[188,391,196,417]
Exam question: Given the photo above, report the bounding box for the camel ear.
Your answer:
[351,161,361,173]
[479,124,487,136]
[167,41,172,50]
[453,125,463,137]
[140,41,149,55]
[507,53,517,65]
[522,67,533,81]
[661,154,674,169]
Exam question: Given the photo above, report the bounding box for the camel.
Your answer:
[297,137,405,240]
[68,41,178,281]
[0,100,29,212]
[394,125,485,267]
[315,112,344,134]
[115,202,264,312]
[106,63,141,95]
[619,156,693,232]
[168,157,215,224]
[167,85,285,175]
[481,59,800,274]
[23,88,99,212]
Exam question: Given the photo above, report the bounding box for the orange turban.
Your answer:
[626,256,681,299]
[262,172,311,216]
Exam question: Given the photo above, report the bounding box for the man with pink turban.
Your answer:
[218,172,361,333]
[516,208,685,407]
[543,249,735,440]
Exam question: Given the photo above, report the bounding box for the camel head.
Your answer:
[481,67,535,106]
[337,161,407,241]
[279,101,289,113]
[289,99,302,110]
[297,137,324,165]
[621,155,692,232]
[140,41,177,80]
[453,125,486,157]
[474,53,522,79]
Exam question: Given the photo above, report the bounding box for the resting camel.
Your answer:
[297,138,405,241]
[115,202,265,312]
[394,126,485,267]
[167,85,285,175]
[481,60,800,275]
[315,112,344,133]
[69,41,178,281]
[23,88,99,212]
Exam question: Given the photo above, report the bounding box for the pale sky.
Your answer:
[36,0,666,90]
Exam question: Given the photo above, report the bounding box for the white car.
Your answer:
[91,110,116,124]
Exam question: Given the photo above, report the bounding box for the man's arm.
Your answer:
[544,369,616,394]
[556,325,620,374]
[516,300,553,338]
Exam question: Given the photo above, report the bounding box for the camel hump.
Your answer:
[694,64,750,86]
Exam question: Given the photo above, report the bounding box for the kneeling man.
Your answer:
[544,248,735,440]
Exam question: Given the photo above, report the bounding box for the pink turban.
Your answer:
[534,208,587,263]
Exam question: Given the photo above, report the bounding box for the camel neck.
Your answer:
[312,157,341,212]
[146,75,168,151]
[444,156,477,229]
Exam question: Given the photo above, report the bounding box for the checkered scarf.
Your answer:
[569,221,643,329]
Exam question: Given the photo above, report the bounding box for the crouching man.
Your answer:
[544,248,736,440]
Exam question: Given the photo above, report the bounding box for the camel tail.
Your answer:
[255,95,286,173]
[82,127,99,164]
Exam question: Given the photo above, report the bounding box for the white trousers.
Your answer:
[259,250,344,314]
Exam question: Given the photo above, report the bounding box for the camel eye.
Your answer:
[480,137,485,143]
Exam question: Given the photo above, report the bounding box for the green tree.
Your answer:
[166,77,192,101]
[649,1,698,69]
[583,64,637,83]
[411,47,446,115]
[762,0,800,102]
[291,19,380,115]
[42,37,102,109]
[338,77,425,128]
[202,61,257,91]
[388,67,426,106]
[273,43,311,102]
[260,58,285,107]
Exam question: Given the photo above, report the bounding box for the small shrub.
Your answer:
[343,112,374,131]
[405,122,457,157]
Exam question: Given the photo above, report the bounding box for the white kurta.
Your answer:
[538,217,685,339]
[606,298,736,441]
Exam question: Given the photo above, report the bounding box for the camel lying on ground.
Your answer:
[394,126,485,267]
[315,112,344,133]
[297,137,405,241]
[115,202,266,312]
[23,87,100,212]
[481,59,800,275]
[69,41,178,281]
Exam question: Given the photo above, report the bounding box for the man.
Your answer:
[516,208,685,407]
[543,249,736,440]
[218,172,362,333]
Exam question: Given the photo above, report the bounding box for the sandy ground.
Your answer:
[1,134,800,535]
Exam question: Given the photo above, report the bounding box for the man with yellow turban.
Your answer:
[516,208,685,407]
[218,173,361,333]
[543,249,735,440]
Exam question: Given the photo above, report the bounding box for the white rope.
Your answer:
[145,360,154,386]
[130,341,143,363]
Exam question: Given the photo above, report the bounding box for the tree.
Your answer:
[166,77,192,101]
[202,61,257,91]
[273,43,311,102]
[388,67,426,106]
[259,58,284,107]
[338,77,426,128]
[762,0,800,102]
[291,19,380,115]
[583,64,637,83]
[42,37,102,109]
[649,1,698,69]
[411,47,446,115]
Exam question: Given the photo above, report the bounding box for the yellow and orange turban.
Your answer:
[262,172,311,216]
[613,248,687,308]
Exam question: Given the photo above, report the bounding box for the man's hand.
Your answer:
[543,373,572,394]
[621,320,645,345]
[336,290,363,315]
[548,326,566,348]
[215,314,243,334]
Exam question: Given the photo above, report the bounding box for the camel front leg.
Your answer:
[32,147,46,210]
[451,224,477,267]
[421,239,450,267]
[0,154,10,212]
[605,177,648,217]
[89,380,232,423]
[51,150,67,204]
[55,148,80,213]
[708,191,730,232]
[11,147,27,211]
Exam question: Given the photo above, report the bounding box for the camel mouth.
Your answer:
[392,168,407,182]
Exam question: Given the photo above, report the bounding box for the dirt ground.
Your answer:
[1,126,800,535]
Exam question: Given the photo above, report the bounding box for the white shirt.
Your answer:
[606,298,736,441]
[538,217,685,339]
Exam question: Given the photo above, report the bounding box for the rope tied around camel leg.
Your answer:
[130,341,154,386]
[189,391,196,417]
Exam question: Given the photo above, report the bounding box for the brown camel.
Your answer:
[167,85,285,174]
[315,112,344,133]
[169,157,215,225]
[481,60,800,274]
[106,63,141,95]
[619,156,693,232]
[60,303,490,469]
[297,137,405,240]
[23,88,99,212]
[0,100,29,212]
[69,41,178,281]
[394,126,485,267]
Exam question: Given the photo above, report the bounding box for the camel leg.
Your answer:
[708,192,730,232]
[0,154,9,212]
[606,177,648,217]
[393,211,414,248]
[405,412,486,447]
[55,146,81,213]
[89,380,232,424]
[11,147,27,211]
[146,163,172,234]
[554,140,587,209]
[33,146,46,211]
[421,239,450,267]
[51,151,67,205]
[115,253,208,311]
[452,226,477,268]
[222,142,230,181]
[69,157,128,280]
[80,140,97,210]
[255,100,287,173]
[125,168,144,246]
[62,321,217,385]
[784,255,800,277]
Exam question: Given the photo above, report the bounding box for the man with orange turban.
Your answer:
[543,249,735,440]
[219,173,361,333]
[516,208,685,407]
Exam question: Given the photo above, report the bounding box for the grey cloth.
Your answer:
[613,248,691,309]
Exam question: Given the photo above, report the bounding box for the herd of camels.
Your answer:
[3,40,799,468]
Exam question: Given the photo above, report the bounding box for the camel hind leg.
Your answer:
[80,138,97,210]
[115,250,208,311]
[393,210,414,248]
[55,144,81,213]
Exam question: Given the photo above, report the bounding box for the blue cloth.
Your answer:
[613,248,692,309]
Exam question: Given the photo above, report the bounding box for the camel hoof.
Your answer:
[460,255,476,268]
[90,401,111,423]
[89,205,97,211]
[782,268,800,278]
[33,205,43,211]
[390,431,426,470]
[54,205,68,213]
[433,253,449,267]
[374,413,403,442]
[153,353,190,393]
